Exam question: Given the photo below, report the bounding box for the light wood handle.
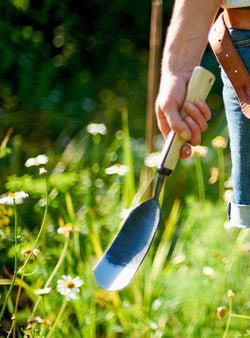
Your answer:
[157,66,215,175]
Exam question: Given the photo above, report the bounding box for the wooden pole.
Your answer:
[146,0,162,154]
[145,0,162,197]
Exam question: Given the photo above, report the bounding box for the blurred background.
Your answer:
[0,0,225,151]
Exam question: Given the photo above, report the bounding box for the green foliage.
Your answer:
[0,147,12,159]
[0,0,157,146]
[0,0,222,150]
[0,122,249,337]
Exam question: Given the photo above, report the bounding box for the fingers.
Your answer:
[165,109,192,141]
[156,105,171,140]
[184,99,211,127]
[156,97,192,141]
[156,90,212,153]
[194,99,211,121]
[182,99,211,146]
[185,115,201,146]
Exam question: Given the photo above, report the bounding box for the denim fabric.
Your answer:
[221,29,250,228]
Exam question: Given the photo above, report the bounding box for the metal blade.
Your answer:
[94,198,161,291]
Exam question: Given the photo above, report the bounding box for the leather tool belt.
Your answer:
[208,9,250,119]
[224,8,250,30]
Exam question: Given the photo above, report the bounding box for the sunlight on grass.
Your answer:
[0,126,249,337]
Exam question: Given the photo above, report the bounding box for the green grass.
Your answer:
[0,122,249,338]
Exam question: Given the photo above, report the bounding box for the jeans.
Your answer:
[221,29,250,228]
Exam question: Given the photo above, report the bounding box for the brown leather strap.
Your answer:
[224,8,250,30]
[209,13,250,119]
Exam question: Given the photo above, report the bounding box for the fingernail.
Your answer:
[180,130,190,141]
[185,102,194,111]
[186,116,194,125]
[196,99,204,107]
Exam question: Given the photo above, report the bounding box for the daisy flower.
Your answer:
[21,248,40,260]
[203,266,215,278]
[211,136,227,149]
[34,287,51,296]
[0,191,29,205]
[105,164,129,176]
[57,275,84,300]
[86,123,107,135]
[25,154,48,167]
[228,289,235,299]
[192,145,208,157]
[57,223,76,236]
[144,152,161,168]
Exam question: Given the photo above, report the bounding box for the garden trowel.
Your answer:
[94,66,215,291]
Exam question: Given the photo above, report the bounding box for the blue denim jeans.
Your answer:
[221,29,250,228]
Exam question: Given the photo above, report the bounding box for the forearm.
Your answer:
[162,0,222,81]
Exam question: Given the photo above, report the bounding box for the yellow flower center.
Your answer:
[22,248,32,255]
[8,192,18,197]
[65,281,75,288]
[64,223,74,228]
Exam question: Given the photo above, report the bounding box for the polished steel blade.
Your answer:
[94,198,161,291]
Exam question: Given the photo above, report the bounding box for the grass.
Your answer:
[0,118,249,337]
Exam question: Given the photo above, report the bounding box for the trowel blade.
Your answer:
[94,198,161,291]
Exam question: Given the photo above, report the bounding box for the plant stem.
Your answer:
[218,148,225,199]
[92,133,101,167]
[46,297,67,338]
[7,320,15,338]
[31,233,69,317]
[231,313,250,319]
[18,177,48,274]
[41,296,47,337]
[122,107,135,207]
[223,298,232,338]
[195,156,205,201]
[0,201,18,322]
[12,273,25,338]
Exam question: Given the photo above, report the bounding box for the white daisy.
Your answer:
[57,224,76,236]
[203,266,215,278]
[0,191,29,205]
[144,152,161,168]
[34,287,51,296]
[57,275,84,300]
[25,154,48,167]
[86,123,107,135]
[192,145,208,157]
[21,248,40,259]
[105,164,129,176]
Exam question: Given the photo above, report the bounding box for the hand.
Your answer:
[155,72,211,159]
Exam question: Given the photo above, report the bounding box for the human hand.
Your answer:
[155,72,211,159]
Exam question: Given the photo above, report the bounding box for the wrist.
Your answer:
[161,41,204,82]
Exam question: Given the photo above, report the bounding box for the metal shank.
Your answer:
[153,174,166,200]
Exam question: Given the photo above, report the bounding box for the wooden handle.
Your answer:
[157,66,215,175]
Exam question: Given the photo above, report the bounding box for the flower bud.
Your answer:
[217,306,227,320]
[227,290,235,299]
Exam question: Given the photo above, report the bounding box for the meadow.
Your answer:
[0,110,249,337]
[1,2,249,336]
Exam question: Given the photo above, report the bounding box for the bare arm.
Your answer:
[156,0,222,157]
